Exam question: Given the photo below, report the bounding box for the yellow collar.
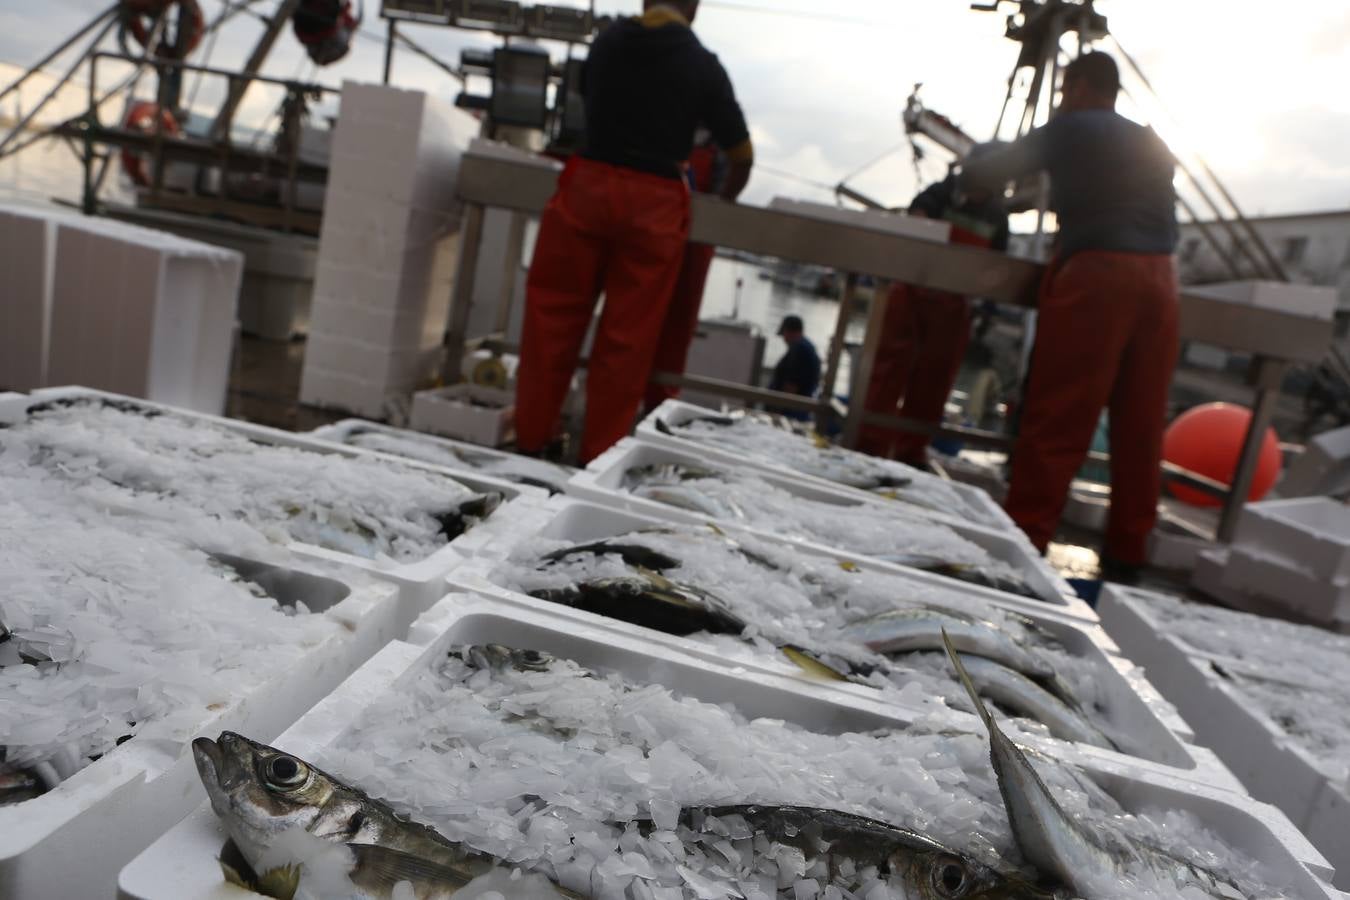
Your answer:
[638,5,690,28]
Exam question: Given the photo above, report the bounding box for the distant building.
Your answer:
[1178,209,1350,320]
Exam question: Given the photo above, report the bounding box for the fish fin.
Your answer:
[811,432,830,449]
[706,522,727,536]
[838,560,860,573]
[345,844,474,891]
[782,646,850,682]
[655,418,674,435]
[941,628,995,730]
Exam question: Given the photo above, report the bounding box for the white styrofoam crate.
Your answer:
[409,383,514,447]
[569,437,1084,613]
[0,205,54,391]
[121,593,1338,899]
[47,217,243,416]
[639,399,1022,536]
[1279,426,1350,499]
[9,387,547,609]
[1100,585,1350,889]
[0,554,401,900]
[1221,546,1350,625]
[1235,498,1350,582]
[309,418,574,494]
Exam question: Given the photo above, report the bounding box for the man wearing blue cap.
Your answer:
[768,314,820,420]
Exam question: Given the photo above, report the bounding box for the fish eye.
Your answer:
[931,855,970,897]
[265,755,309,790]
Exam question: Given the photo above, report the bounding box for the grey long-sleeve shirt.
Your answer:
[962,109,1179,260]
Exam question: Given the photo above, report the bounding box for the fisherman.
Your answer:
[644,132,725,415]
[857,150,1010,467]
[961,51,1179,579]
[768,315,821,421]
[513,0,754,464]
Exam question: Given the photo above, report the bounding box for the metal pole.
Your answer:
[0,5,117,108]
[82,53,99,214]
[841,276,891,448]
[443,203,488,384]
[495,212,527,334]
[210,0,303,141]
[818,272,859,427]
[1217,357,1288,542]
[383,21,398,84]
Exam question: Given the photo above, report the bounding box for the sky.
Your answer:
[4,0,1350,216]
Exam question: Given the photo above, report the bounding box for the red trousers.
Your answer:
[857,282,972,465]
[1005,251,1180,565]
[643,241,717,413]
[515,158,690,464]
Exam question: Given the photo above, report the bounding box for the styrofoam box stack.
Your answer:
[640,398,1022,536]
[1279,425,1350,499]
[0,205,243,414]
[1100,584,1350,891]
[120,588,1340,899]
[570,436,1090,617]
[409,383,514,446]
[447,496,1242,787]
[0,553,401,900]
[1195,498,1350,629]
[300,81,481,418]
[0,205,54,392]
[7,387,548,609]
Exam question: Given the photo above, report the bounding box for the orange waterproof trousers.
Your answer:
[515,158,690,464]
[857,282,972,465]
[643,241,717,413]
[1004,251,1180,565]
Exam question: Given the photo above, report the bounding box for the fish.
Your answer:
[452,644,555,673]
[631,484,741,520]
[192,732,580,899]
[678,804,1056,899]
[873,555,1044,602]
[540,541,682,572]
[433,492,504,541]
[529,572,746,636]
[0,761,46,806]
[951,656,1115,751]
[940,631,1249,899]
[842,609,1055,682]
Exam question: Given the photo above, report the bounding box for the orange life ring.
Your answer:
[122,0,205,59]
[121,101,180,186]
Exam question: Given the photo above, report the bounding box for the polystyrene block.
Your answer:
[1280,429,1350,499]
[0,206,54,391]
[409,384,514,446]
[1235,498,1350,582]
[45,222,242,415]
[1221,547,1350,624]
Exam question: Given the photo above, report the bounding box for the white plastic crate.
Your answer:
[1100,585,1350,890]
[7,387,546,609]
[1222,546,1350,626]
[120,593,1338,899]
[0,555,401,900]
[569,437,1081,610]
[450,528,1242,788]
[639,398,1021,535]
[1235,498,1350,582]
[310,418,575,494]
[409,383,515,447]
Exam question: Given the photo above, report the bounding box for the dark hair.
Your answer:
[1063,51,1120,96]
[779,315,804,334]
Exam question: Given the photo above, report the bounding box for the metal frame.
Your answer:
[448,147,1334,541]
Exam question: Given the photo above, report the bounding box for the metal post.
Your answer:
[82,53,99,214]
[818,272,858,428]
[841,277,890,448]
[383,21,398,84]
[1217,357,1289,542]
[443,203,487,384]
[209,0,303,141]
[495,211,527,334]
